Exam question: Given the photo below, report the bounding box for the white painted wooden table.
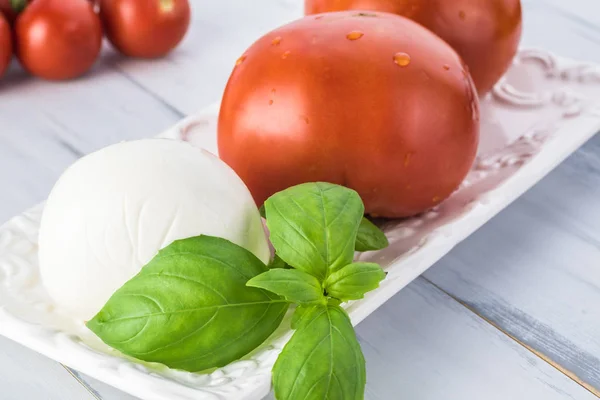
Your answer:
[0,0,599,399]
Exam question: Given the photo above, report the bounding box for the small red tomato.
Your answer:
[99,0,190,58]
[15,0,102,80]
[305,0,522,95]
[218,12,480,218]
[0,12,11,77]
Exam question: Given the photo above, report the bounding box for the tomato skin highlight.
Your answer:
[218,12,480,218]
[99,0,190,58]
[15,0,102,80]
[305,0,522,95]
[0,12,10,78]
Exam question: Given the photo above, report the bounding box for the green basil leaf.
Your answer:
[290,305,311,330]
[273,304,366,400]
[355,217,389,252]
[324,262,386,301]
[259,205,266,219]
[264,182,364,281]
[269,253,290,269]
[87,235,288,372]
[247,269,325,305]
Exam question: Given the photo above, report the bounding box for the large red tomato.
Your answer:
[218,12,479,218]
[0,12,10,77]
[15,0,102,80]
[305,0,522,95]
[99,0,190,58]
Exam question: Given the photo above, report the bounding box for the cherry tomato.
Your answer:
[99,0,190,58]
[15,0,102,80]
[0,12,10,77]
[218,12,479,218]
[305,0,522,95]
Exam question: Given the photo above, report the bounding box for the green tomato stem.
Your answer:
[9,0,27,13]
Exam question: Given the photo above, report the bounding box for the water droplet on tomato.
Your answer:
[236,55,246,66]
[300,115,309,124]
[404,152,413,167]
[315,15,324,20]
[282,51,291,59]
[269,99,274,106]
[443,64,450,71]
[272,36,282,46]
[346,31,364,40]
[271,88,276,95]
[432,196,441,203]
[394,52,411,67]
[354,12,377,17]
[459,10,466,20]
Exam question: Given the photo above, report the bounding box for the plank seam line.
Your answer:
[61,364,103,400]
[113,66,186,119]
[422,276,600,399]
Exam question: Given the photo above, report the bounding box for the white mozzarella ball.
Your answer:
[39,139,270,320]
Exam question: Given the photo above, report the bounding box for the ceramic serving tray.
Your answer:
[1,49,600,400]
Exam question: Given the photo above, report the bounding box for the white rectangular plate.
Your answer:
[1,49,600,400]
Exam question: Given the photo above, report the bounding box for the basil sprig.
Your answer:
[87,181,388,399]
[256,182,388,400]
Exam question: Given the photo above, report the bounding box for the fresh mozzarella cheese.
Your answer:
[39,139,270,320]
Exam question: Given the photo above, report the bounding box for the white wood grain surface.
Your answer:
[423,134,600,394]
[0,336,96,399]
[0,0,599,399]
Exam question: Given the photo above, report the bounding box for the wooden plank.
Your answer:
[522,0,600,62]
[0,336,95,400]
[424,135,600,394]
[265,277,596,400]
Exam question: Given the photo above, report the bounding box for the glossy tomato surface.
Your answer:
[15,0,102,80]
[100,0,190,58]
[0,12,10,77]
[218,11,479,218]
[306,0,522,94]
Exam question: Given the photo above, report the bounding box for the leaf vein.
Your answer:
[95,300,287,324]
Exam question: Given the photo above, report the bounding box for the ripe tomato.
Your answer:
[305,0,522,95]
[218,12,479,218]
[99,0,190,58]
[0,12,10,77]
[15,0,102,80]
